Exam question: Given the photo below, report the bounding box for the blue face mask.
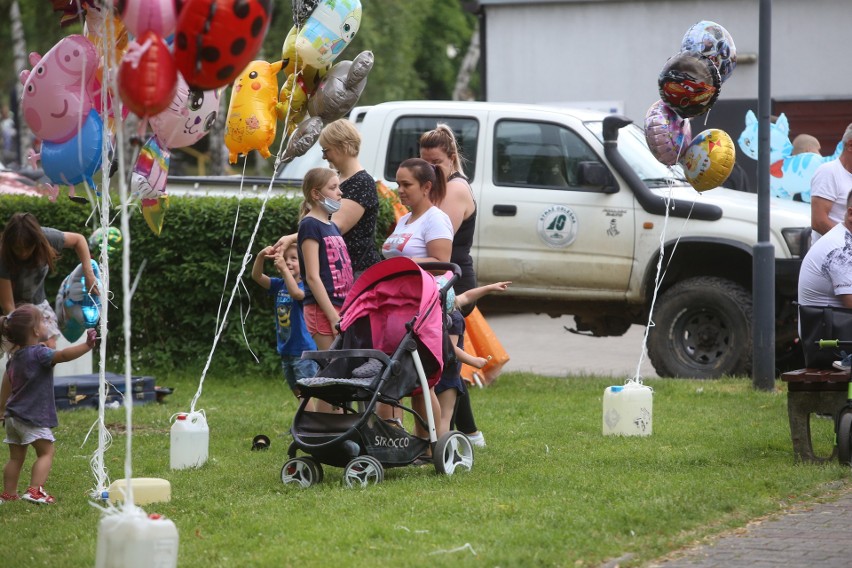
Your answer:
[319,197,341,215]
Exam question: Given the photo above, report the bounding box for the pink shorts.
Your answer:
[304,303,341,336]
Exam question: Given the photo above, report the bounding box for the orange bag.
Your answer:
[460,307,510,387]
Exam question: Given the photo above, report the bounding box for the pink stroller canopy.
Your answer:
[340,258,444,382]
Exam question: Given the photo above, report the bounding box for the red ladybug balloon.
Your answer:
[118,31,178,117]
[173,0,272,91]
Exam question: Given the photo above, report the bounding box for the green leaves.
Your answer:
[0,192,394,374]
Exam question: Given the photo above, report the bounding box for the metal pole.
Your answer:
[753,0,775,390]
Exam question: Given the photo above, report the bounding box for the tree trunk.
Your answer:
[10,0,31,164]
[452,20,480,102]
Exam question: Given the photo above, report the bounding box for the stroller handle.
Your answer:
[419,262,462,296]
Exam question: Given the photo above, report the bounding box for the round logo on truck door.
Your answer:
[537,205,578,248]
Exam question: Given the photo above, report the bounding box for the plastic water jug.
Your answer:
[95,508,179,568]
[170,410,209,470]
[602,382,653,436]
[105,478,171,505]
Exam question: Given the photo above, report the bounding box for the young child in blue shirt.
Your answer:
[251,244,318,398]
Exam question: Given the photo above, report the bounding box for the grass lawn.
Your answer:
[1,371,849,567]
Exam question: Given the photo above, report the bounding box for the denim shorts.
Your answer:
[4,416,55,445]
[282,355,319,392]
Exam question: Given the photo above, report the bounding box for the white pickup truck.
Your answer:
[168,101,812,379]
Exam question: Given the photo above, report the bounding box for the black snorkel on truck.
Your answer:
[602,115,723,222]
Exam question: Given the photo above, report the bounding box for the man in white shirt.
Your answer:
[799,188,852,308]
[799,189,852,368]
[810,123,852,243]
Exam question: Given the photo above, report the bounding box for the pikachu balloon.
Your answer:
[224,60,283,164]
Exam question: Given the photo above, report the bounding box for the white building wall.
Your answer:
[483,0,852,122]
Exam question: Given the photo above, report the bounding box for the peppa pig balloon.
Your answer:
[118,0,178,38]
[19,35,99,143]
[149,73,222,148]
[39,109,104,191]
[173,0,273,91]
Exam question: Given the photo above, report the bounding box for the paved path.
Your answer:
[647,487,852,568]
[483,313,851,568]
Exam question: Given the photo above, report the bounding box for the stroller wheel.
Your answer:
[838,412,852,466]
[281,457,323,488]
[342,455,384,488]
[434,431,474,475]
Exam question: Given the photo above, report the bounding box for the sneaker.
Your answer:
[22,486,55,505]
[0,492,19,503]
[834,352,852,371]
[466,431,486,447]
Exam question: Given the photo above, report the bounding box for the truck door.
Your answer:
[476,117,635,294]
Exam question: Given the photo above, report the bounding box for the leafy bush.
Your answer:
[1,192,397,375]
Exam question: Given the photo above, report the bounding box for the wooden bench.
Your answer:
[780,368,850,463]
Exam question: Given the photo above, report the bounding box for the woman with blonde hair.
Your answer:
[318,119,381,278]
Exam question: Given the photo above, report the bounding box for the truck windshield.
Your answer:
[585,121,688,187]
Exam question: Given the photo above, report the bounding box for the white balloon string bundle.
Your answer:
[190,41,310,412]
[91,0,138,506]
[213,159,260,363]
[116,88,136,509]
[632,158,696,384]
[190,154,289,413]
[214,158,250,332]
[73,0,113,498]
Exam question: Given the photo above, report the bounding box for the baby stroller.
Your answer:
[281,257,475,488]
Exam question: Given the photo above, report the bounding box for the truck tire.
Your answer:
[647,276,752,379]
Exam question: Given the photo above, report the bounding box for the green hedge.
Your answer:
[1,193,397,376]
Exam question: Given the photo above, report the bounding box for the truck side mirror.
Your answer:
[578,161,618,193]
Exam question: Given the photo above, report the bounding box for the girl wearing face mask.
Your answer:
[296,168,355,351]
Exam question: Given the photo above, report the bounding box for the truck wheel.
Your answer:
[647,276,752,379]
